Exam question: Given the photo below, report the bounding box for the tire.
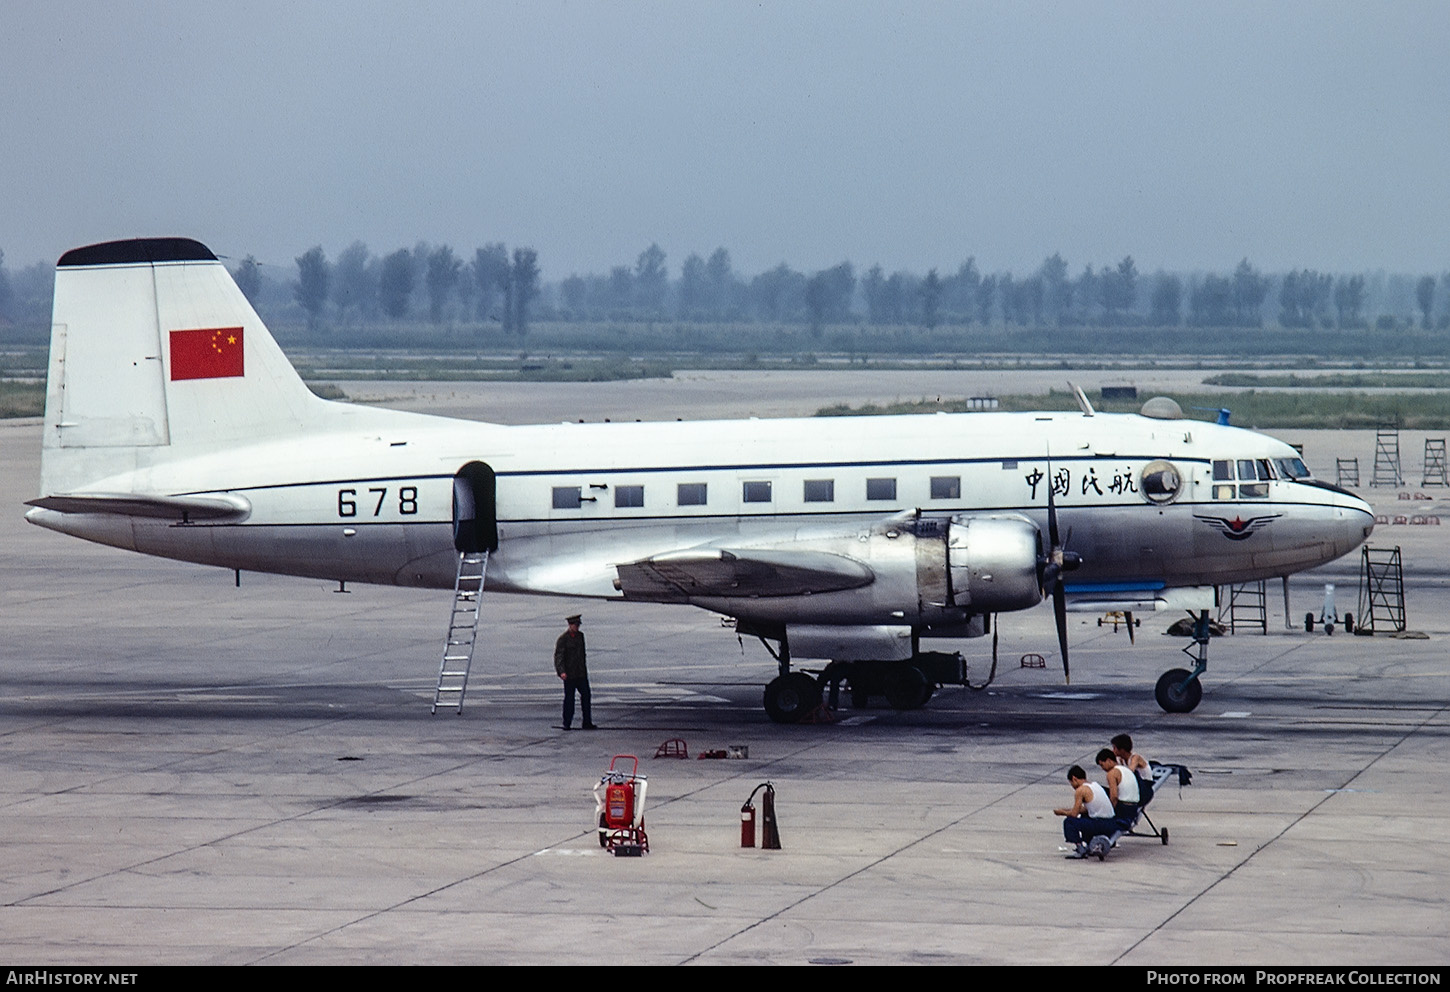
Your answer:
[1305,612,1315,633]
[1155,668,1203,713]
[763,673,822,724]
[884,664,929,710]
[1161,826,1169,846]
[598,812,608,848]
[1344,613,1354,634]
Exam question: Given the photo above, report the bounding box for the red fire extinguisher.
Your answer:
[606,778,635,828]
[741,782,780,850]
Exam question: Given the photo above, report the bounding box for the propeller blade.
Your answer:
[1053,581,1070,684]
[1046,466,1061,548]
[1125,610,1136,645]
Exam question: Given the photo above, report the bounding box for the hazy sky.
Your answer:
[5,1,1449,280]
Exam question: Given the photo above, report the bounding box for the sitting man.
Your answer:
[1097,747,1140,822]
[1054,764,1120,858]
[1111,733,1154,805]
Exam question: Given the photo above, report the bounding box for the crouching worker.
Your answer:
[1055,765,1119,858]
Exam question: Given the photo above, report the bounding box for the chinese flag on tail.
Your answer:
[169,327,245,380]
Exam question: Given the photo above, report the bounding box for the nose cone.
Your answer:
[1332,489,1375,559]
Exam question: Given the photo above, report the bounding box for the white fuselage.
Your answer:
[27,404,1375,632]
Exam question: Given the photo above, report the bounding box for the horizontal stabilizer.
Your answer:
[26,491,251,522]
[616,548,874,602]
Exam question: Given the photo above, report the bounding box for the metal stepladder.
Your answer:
[1357,546,1406,634]
[1424,439,1448,487]
[1371,424,1405,488]
[433,550,488,713]
[1218,580,1268,634]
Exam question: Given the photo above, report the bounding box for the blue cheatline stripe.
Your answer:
[1065,581,1167,593]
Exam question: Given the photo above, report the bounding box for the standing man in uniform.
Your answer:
[555,614,597,730]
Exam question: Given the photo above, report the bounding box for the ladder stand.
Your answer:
[1218,580,1268,634]
[1357,546,1406,634]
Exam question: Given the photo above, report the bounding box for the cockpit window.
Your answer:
[1275,457,1310,479]
[1213,460,1233,481]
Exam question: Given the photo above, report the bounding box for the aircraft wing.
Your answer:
[615,548,874,602]
[25,492,251,522]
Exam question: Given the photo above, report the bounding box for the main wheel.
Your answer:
[1155,668,1203,713]
[884,664,929,710]
[763,673,822,724]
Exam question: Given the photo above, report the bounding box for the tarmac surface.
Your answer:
[1,371,1448,966]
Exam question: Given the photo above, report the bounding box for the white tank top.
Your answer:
[1114,765,1140,804]
[1085,781,1114,818]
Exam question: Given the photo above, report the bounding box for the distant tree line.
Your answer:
[0,242,1448,344]
[252,243,1450,337]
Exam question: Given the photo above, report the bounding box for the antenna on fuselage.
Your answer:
[1191,406,1232,426]
[1068,382,1095,417]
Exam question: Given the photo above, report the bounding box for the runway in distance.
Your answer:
[25,238,1375,721]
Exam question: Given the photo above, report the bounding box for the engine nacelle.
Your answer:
[687,512,1046,630]
[946,514,1044,613]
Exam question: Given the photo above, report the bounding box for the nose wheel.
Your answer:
[1155,668,1203,713]
[1155,610,1210,713]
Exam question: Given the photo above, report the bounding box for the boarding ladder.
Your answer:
[433,550,488,714]
[1218,580,1268,634]
[1336,457,1360,488]
[1357,546,1406,634]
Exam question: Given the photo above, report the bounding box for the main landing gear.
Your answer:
[758,635,962,724]
[1155,610,1209,713]
[763,660,950,723]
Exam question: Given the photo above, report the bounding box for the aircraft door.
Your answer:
[453,461,498,553]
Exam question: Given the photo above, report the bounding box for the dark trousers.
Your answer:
[562,677,592,727]
[1063,816,1120,845]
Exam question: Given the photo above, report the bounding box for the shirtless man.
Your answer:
[1054,765,1119,857]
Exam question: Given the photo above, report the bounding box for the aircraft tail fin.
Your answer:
[42,238,335,494]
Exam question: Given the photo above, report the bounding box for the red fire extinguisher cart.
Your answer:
[594,754,649,854]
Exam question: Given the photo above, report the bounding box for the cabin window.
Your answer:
[743,481,773,503]
[615,485,644,508]
[803,479,835,502]
[930,476,960,499]
[552,486,582,509]
[677,482,707,506]
[866,477,897,501]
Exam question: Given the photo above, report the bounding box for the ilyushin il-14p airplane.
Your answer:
[27,238,1375,721]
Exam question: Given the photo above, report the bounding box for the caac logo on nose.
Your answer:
[1193,513,1281,540]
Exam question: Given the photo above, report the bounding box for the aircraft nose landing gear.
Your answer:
[1155,610,1210,713]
